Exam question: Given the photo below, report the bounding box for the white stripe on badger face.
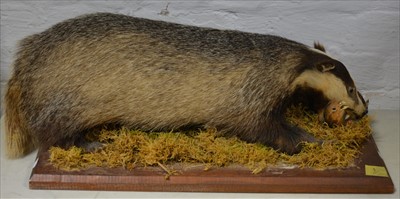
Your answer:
[291,70,366,116]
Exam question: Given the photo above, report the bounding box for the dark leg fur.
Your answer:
[48,130,104,153]
[270,122,319,154]
[50,123,123,152]
[74,136,104,153]
[235,113,319,155]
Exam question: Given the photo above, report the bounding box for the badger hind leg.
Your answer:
[52,132,104,153]
[38,121,115,153]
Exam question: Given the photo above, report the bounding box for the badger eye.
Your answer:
[348,87,355,94]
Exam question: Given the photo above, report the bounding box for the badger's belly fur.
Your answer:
[4,12,366,158]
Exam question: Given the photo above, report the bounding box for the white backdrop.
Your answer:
[1,0,399,110]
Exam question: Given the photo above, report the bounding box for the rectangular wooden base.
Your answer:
[29,137,394,193]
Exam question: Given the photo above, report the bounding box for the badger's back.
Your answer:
[6,12,315,157]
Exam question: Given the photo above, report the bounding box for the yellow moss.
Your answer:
[48,105,372,173]
[49,146,87,171]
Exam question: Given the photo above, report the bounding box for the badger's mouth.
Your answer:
[319,100,368,126]
[339,99,369,120]
[339,103,356,122]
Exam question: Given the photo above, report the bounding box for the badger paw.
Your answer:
[78,141,105,153]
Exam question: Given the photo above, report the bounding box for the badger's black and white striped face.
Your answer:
[291,43,368,118]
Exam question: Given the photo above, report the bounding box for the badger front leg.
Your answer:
[270,121,319,154]
[242,117,319,155]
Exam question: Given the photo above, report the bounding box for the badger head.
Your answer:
[292,42,368,119]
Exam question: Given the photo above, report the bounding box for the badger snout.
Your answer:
[345,104,368,120]
[356,109,368,119]
[355,91,369,119]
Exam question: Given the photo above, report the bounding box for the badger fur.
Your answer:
[4,13,368,158]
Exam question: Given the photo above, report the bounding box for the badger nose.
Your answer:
[357,110,368,119]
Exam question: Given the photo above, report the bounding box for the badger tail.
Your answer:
[4,78,36,158]
[4,34,42,158]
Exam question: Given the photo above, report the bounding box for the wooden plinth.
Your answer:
[29,137,394,193]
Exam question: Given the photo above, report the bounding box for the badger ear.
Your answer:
[314,41,326,52]
[316,62,336,72]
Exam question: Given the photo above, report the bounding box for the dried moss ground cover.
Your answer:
[49,106,372,174]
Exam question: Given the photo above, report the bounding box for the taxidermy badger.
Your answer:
[4,13,368,158]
